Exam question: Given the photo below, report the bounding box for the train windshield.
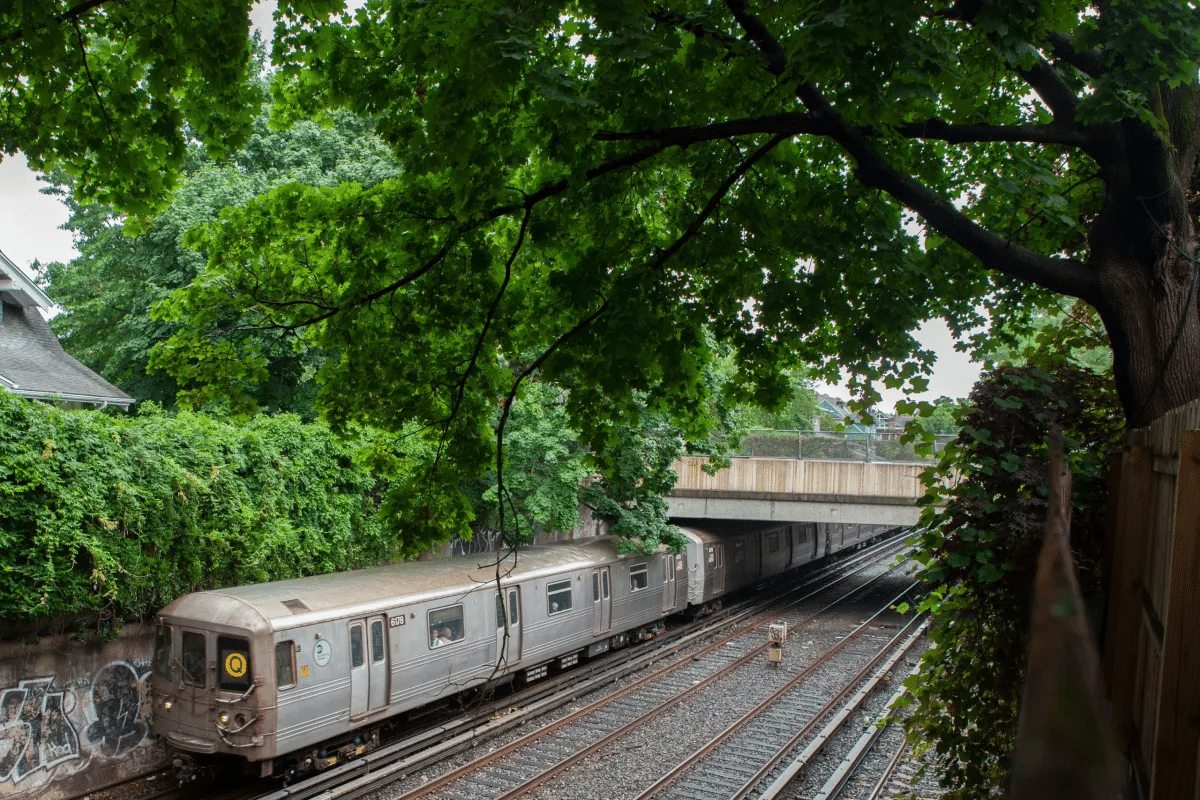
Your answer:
[218,636,252,692]
[154,625,172,678]
[181,631,206,687]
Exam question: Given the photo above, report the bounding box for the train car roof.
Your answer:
[158,537,639,633]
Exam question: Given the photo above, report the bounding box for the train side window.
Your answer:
[662,559,669,583]
[371,620,385,664]
[547,580,572,614]
[509,591,520,625]
[732,542,745,567]
[276,641,296,689]
[768,532,780,553]
[181,631,206,688]
[154,625,172,678]
[350,625,364,668]
[593,572,600,602]
[676,555,684,571]
[602,570,610,599]
[630,563,648,592]
[707,546,715,564]
[218,636,252,691]
[429,605,465,648]
[496,592,507,628]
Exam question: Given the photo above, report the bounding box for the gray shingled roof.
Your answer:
[0,251,133,408]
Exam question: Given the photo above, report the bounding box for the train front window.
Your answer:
[218,636,252,691]
[154,625,172,678]
[181,631,206,688]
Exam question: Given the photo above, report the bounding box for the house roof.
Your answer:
[0,250,133,408]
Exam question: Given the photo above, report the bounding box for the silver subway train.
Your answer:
[151,520,895,779]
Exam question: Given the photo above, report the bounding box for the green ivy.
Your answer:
[0,392,398,633]
[895,365,1122,797]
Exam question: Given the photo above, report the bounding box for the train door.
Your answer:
[712,544,724,594]
[592,567,612,635]
[661,555,675,613]
[676,555,687,607]
[496,587,522,664]
[349,615,388,718]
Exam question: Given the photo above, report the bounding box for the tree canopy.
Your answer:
[43,106,400,412]
[10,1,1200,547]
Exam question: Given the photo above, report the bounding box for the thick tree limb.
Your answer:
[1046,32,1106,79]
[723,0,1102,305]
[1017,50,1080,122]
[596,113,1087,148]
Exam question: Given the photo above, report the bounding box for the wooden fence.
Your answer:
[1103,397,1200,798]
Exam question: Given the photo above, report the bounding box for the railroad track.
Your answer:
[376,550,915,800]
[636,617,927,800]
[108,534,909,800]
[800,687,943,800]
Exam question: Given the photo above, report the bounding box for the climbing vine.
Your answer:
[896,364,1122,796]
[0,393,398,635]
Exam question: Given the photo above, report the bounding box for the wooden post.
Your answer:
[1102,446,1154,755]
[1010,427,1121,799]
[1149,429,1200,799]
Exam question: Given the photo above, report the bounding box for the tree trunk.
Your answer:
[1094,230,1200,428]
[1089,90,1200,428]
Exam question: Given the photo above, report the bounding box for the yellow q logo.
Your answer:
[224,652,248,679]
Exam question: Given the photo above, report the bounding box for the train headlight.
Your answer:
[163,699,173,711]
[218,712,230,725]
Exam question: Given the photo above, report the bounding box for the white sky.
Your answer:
[0,0,981,411]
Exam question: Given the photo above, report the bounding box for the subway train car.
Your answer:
[151,521,895,779]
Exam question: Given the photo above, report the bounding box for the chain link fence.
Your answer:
[730,429,955,463]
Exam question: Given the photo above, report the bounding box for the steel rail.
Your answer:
[751,624,928,800]
[631,594,924,800]
[392,555,906,800]
[228,533,909,800]
[811,680,910,800]
[865,734,913,800]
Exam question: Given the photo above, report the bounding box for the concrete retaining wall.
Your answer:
[0,624,165,800]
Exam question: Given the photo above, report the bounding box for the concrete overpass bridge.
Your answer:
[667,456,943,527]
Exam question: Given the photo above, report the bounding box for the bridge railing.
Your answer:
[731,429,955,463]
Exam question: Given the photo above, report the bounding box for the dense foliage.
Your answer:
[0,392,397,633]
[13,1,1200,558]
[2,0,259,216]
[897,362,1123,796]
[44,107,399,412]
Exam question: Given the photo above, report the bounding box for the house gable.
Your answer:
[0,250,133,408]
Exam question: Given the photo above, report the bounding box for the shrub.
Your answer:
[0,393,397,632]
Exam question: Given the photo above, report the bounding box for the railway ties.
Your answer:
[636,617,921,800]
[234,537,915,800]
[412,557,917,800]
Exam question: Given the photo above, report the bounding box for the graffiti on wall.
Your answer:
[86,662,150,758]
[0,659,160,794]
[0,678,79,783]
